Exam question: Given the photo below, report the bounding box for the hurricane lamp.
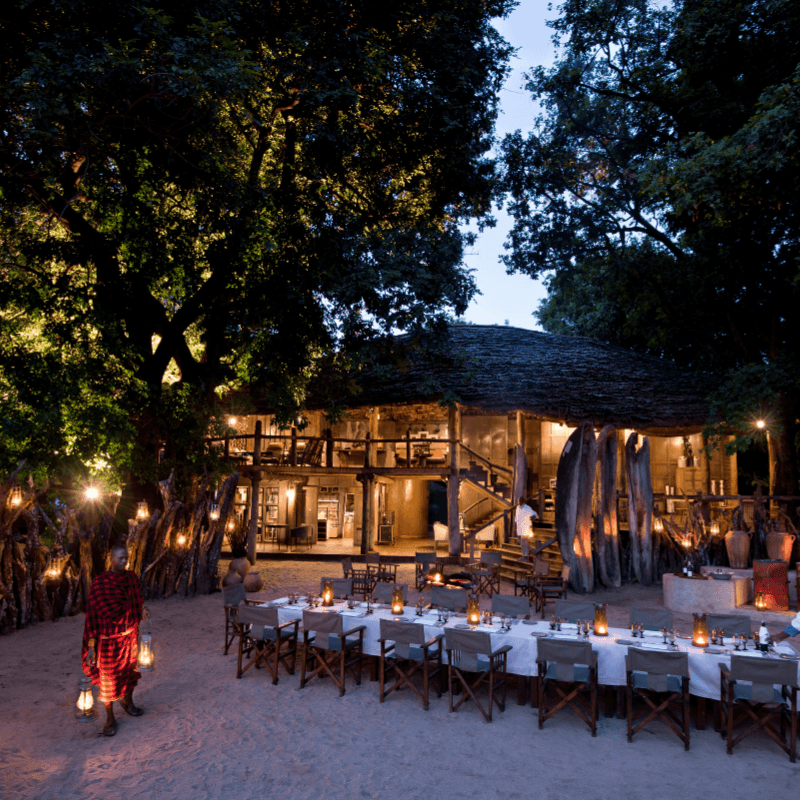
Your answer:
[137,632,154,670]
[209,504,220,521]
[391,587,404,616]
[709,520,720,536]
[135,501,148,521]
[755,591,767,611]
[653,516,664,533]
[75,675,97,721]
[45,562,60,581]
[321,580,334,607]
[593,603,608,636]
[466,594,481,625]
[10,486,22,507]
[176,532,187,547]
[681,534,692,549]
[692,613,709,648]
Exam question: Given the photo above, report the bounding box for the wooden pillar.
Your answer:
[359,474,374,554]
[447,404,462,556]
[247,420,262,563]
[325,428,334,468]
[290,427,298,467]
[701,435,711,496]
[516,411,525,450]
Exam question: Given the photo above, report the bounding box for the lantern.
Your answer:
[75,675,97,721]
[136,501,148,521]
[391,587,405,616]
[10,486,22,507]
[209,504,220,521]
[466,594,481,626]
[176,532,187,547]
[321,580,334,607]
[593,603,608,636]
[228,416,237,426]
[681,533,692,549]
[692,613,709,648]
[709,520,720,536]
[137,632,154,670]
[45,562,60,581]
[755,591,767,611]
[653,516,664,533]
[85,487,100,501]
[226,519,235,532]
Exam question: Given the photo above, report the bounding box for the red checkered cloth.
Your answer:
[82,570,144,703]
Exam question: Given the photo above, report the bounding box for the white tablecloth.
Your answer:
[263,600,800,700]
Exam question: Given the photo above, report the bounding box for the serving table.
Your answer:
[261,599,799,700]
[663,571,751,613]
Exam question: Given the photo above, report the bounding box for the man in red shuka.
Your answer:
[82,546,149,736]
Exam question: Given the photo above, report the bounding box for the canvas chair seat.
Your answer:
[513,558,549,605]
[537,638,598,737]
[719,655,798,762]
[626,648,690,750]
[300,610,366,697]
[630,606,673,631]
[236,605,299,685]
[445,628,511,722]
[471,552,502,597]
[378,619,444,710]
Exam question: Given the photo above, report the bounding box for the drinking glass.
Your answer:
[443,610,449,624]
[550,616,557,631]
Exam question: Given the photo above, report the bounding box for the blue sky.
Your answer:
[460,1,556,330]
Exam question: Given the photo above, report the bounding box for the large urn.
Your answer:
[243,571,264,593]
[724,530,751,569]
[765,531,796,563]
[229,557,251,579]
[221,568,243,588]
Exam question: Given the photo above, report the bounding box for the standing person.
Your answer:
[515,497,538,559]
[82,546,149,736]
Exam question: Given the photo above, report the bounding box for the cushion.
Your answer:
[451,656,490,673]
[545,663,590,683]
[632,672,682,693]
[733,683,786,704]
[327,634,361,652]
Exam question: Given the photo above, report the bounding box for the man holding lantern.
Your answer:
[82,546,149,736]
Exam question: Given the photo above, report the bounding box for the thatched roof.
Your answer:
[310,325,714,433]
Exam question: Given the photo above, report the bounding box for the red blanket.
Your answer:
[82,570,144,703]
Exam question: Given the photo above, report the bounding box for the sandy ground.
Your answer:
[1,560,798,800]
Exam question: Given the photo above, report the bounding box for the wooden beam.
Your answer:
[246,420,262,563]
[447,404,462,556]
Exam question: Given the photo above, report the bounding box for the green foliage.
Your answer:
[500,0,800,489]
[0,0,513,494]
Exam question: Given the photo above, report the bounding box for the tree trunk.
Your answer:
[625,432,654,586]
[574,423,597,593]
[555,425,583,588]
[596,425,621,588]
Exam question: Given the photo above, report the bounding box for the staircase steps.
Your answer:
[487,527,563,584]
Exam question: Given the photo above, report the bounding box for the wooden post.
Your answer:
[290,427,297,467]
[447,404,462,556]
[516,411,525,450]
[364,432,371,469]
[359,474,374,554]
[701,435,711,496]
[405,429,411,467]
[247,420,262,563]
[325,428,334,468]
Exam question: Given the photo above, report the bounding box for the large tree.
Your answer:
[0,0,513,496]
[501,0,800,494]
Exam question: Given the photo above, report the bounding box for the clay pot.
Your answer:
[221,569,243,588]
[229,557,251,579]
[724,530,751,569]
[765,531,796,563]
[243,571,264,593]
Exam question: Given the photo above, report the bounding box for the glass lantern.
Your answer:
[709,520,720,536]
[692,613,709,648]
[466,594,481,626]
[593,603,609,636]
[653,516,664,533]
[755,591,767,611]
[136,501,148,521]
[137,632,155,670]
[176,532,187,547]
[321,580,334,607]
[209,504,220,521]
[10,486,22,507]
[391,586,405,616]
[75,675,97,721]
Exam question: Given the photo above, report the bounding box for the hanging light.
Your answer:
[756,420,766,429]
[321,580,334,607]
[466,594,481,625]
[681,533,692,549]
[10,487,22,507]
[228,416,237,427]
[84,487,100,501]
[594,603,609,636]
[45,562,60,581]
[391,586,405,616]
[137,632,154,670]
[75,675,97,721]
[653,517,664,534]
[209,504,220,521]
[692,613,709,648]
[176,532,187,547]
[709,520,720,536]
[136,501,148,521]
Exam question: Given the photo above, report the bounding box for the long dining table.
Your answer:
[261,598,800,701]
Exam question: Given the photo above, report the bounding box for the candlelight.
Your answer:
[692,613,709,648]
[45,564,60,580]
[176,532,187,547]
[137,633,154,670]
[10,487,22,507]
[709,520,720,536]
[755,591,767,611]
[321,580,334,607]
[391,586,405,616]
[653,516,664,533]
[466,594,481,625]
[756,420,765,429]
[226,519,235,532]
[136,501,148,521]
[681,534,691,549]
[594,603,608,636]
[209,504,220,521]
[84,487,100,501]
[75,675,96,721]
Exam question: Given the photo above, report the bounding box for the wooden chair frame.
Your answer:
[537,643,598,736]
[626,658,690,750]
[415,553,438,591]
[378,629,444,710]
[237,616,300,684]
[223,584,259,655]
[299,614,367,697]
[538,566,570,618]
[342,557,377,598]
[719,662,798,762]
[445,629,511,723]
[470,554,502,597]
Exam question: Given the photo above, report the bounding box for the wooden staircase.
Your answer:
[487,526,564,584]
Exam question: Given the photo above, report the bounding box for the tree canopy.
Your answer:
[0,0,513,494]
[500,0,800,493]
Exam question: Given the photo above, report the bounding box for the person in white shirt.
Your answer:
[773,610,800,643]
[515,497,538,558]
